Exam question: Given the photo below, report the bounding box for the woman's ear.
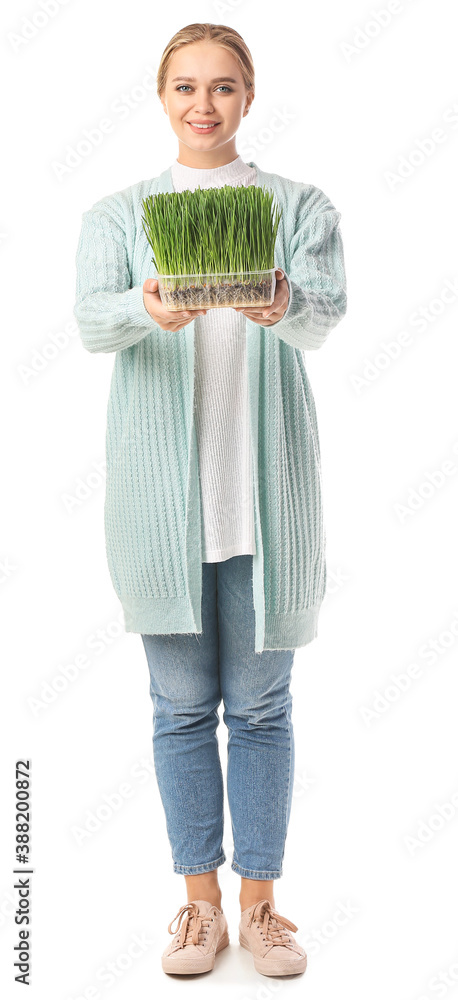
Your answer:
[244,90,255,117]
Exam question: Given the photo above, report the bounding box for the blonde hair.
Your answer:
[157,22,255,99]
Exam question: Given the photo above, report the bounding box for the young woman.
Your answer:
[74,22,347,979]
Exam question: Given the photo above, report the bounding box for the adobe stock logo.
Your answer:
[51,64,158,180]
[384,101,458,191]
[349,275,458,394]
[8,0,73,52]
[393,441,458,524]
[404,787,458,856]
[340,0,417,63]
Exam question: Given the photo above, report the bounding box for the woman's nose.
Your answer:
[192,90,215,110]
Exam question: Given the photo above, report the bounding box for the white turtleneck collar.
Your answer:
[171,154,256,192]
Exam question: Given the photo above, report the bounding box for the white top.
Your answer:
[170,154,257,563]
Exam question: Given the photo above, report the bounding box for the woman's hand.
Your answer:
[233,268,289,326]
[143,268,289,331]
[143,278,206,331]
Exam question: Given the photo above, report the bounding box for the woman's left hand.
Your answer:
[233,268,289,326]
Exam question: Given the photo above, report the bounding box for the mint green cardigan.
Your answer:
[73,162,347,652]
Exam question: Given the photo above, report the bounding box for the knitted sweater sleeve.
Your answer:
[271,186,347,350]
[73,207,155,353]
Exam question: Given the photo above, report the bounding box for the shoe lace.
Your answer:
[247,899,298,947]
[168,902,216,949]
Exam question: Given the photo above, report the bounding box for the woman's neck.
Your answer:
[174,155,243,172]
[175,139,240,169]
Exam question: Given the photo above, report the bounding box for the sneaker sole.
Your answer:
[239,932,307,976]
[162,929,230,974]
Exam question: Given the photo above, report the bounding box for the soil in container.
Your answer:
[159,276,274,311]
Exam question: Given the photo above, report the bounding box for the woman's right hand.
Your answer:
[143,278,206,331]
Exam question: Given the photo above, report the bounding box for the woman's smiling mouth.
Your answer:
[187,121,221,133]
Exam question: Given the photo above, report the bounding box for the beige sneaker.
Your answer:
[162,899,229,974]
[239,898,307,976]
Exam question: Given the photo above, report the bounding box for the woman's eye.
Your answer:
[176,85,232,93]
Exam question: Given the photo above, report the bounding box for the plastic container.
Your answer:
[157,268,276,312]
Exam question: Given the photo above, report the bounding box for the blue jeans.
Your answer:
[141,554,296,880]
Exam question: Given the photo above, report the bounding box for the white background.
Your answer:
[1,0,457,996]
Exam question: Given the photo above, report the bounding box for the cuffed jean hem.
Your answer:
[173,853,226,875]
[231,861,283,880]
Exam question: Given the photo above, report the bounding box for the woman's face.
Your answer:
[160,41,254,167]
